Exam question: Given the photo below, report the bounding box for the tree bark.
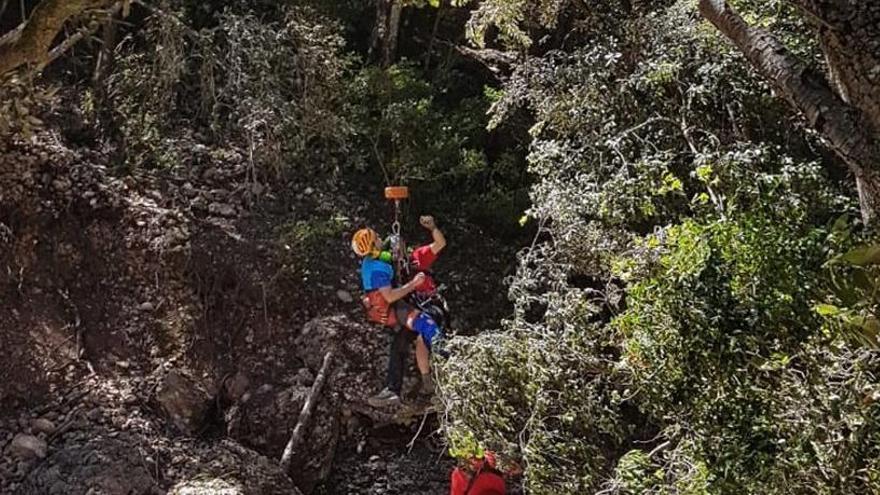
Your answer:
[370,0,403,68]
[369,0,390,65]
[93,8,118,88]
[698,0,880,224]
[381,0,403,68]
[816,10,880,226]
[0,0,11,21]
[791,1,880,129]
[0,0,114,76]
[435,38,517,78]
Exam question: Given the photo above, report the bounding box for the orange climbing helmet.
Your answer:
[351,228,379,257]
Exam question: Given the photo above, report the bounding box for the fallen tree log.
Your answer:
[280,349,335,473]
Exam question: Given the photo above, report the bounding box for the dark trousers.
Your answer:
[386,326,416,394]
[386,302,418,394]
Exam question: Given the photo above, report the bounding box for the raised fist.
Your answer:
[419,215,437,230]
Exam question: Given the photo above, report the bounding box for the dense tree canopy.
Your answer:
[1,0,879,493]
[438,0,880,493]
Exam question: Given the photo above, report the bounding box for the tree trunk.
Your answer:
[369,0,390,64]
[92,6,120,134]
[93,9,118,89]
[0,0,114,76]
[369,0,403,68]
[0,0,11,21]
[790,1,880,127]
[698,0,880,224]
[856,170,880,225]
[819,19,880,227]
[424,0,445,72]
[382,0,403,68]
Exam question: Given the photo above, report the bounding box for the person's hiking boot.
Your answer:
[367,388,401,407]
[420,373,435,395]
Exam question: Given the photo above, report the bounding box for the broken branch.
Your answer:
[0,0,119,75]
[280,349,335,472]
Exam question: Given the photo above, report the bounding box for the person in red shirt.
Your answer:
[404,215,447,385]
[450,451,507,495]
[410,215,445,296]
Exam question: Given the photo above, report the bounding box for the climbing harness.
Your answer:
[378,185,452,353]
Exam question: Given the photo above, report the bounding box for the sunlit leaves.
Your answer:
[445,0,877,492]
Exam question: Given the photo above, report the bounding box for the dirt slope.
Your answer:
[0,130,510,494]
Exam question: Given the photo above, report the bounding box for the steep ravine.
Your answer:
[0,133,508,494]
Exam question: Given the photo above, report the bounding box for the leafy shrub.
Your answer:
[275,217,349,282]
[108,4,353,176]
[348,63,489,183]
[612,162,851,489]
[440,0,880,493]
[348,62,531,237]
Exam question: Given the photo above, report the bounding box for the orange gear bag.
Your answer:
[362,291,398,327]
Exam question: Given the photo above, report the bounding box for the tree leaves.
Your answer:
[841,244,880,266]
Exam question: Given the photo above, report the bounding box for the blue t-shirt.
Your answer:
[361,257,394,292]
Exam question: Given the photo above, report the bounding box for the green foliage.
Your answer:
[406,0,470,8]
[106,5,190,169]
[349,63,488,183]
[611,450,662,494]
[275,216,349,281]
[439,322,626,493]
[466,0,668,50]
[613,170,846,489]
[816,228,880,349]
[729,0,820,62]
[108,5,353,175]
[467,0,536,49]
[607,443,712,495]
[441,0,880,493]
[348,62,530,237]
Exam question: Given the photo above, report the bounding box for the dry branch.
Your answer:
[0,0,116,75]
[280,349,335,472]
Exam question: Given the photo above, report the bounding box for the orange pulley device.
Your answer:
[384,186,410,283]
[384,186,409,200]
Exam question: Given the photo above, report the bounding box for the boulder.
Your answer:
[8,434,48,460]
[224,377,340,494]
[223,371,251,403]
[208,202,237,218]
[21,434,301,495]
[32,418,57,435]
[295,315,391,409]
[335,290,353,303]
[155,371,210,435]
[240,315,435,493]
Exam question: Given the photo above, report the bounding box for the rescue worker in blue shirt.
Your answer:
[351,216,445,407]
